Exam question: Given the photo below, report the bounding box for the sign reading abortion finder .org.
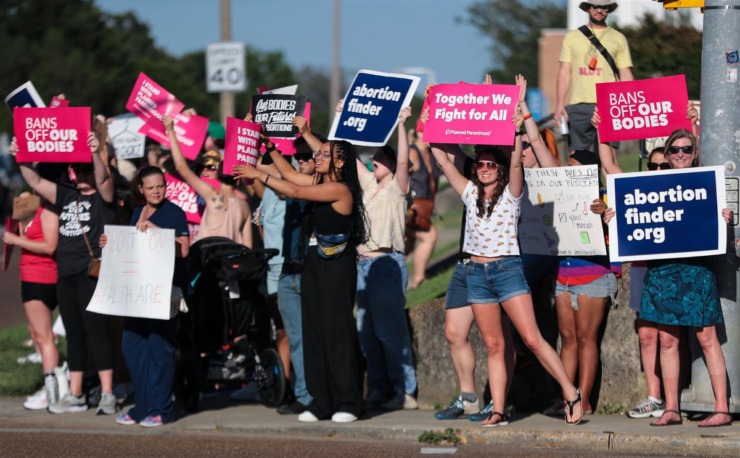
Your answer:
[607,167,726,262]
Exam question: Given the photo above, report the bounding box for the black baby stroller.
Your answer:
[174,237,285,412]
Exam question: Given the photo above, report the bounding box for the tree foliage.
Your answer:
[0,0,300,132]
[618,14,702,99]
[466,0,567,86]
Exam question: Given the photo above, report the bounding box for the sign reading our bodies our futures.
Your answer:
[329,70,420,146]
[223,117,260,175]
[607,167,727,262]
[251,94,307,139]
[423,83,520,145]
[519,165,606,256]
[14,107,91,162]
[87,225,175,320]
[595,75,692,143]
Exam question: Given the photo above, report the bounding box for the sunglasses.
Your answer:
[475,160,499,170]
[647,161,671,171]
[521,141,531,150]
[205,165,218,171]
[312,151,331,160]
[294,153,313,162]
[667,145,695,155]
[589,4,609,10]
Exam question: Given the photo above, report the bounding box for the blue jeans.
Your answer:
[356,251,417,396]
[277,272,312,406]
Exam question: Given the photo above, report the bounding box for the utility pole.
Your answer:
[680,0,740,413]
[220,0,235,124]
[330,0,341,127]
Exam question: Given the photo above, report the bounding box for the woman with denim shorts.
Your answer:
[429,106,584,427]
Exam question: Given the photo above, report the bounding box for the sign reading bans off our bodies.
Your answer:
[87,225,175,320]
[595,74,692,143]
[330,70,420,147]
[607,167,727,262]
[423,83,520,145]
[519,165,606,256]
[14,107,91,163]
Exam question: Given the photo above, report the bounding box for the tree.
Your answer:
[465,0,566,86]
[618,14,702,99]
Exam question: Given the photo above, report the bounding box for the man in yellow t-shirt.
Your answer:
[555,0,634,153]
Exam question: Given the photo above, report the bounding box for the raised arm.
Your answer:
[516,74,558,168]
[293,116,323,153]
[687,102,699,138]
[394,106,411,192]
[10,135,57,203]
[509,109,524,198]
[430,144,469,197]
[554,61,572,124]
[164,115,218,199]
[89,130,114,203]
[260,134,314,187]
[590,108,623,174]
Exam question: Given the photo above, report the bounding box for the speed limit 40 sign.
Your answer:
[206,42,246,93]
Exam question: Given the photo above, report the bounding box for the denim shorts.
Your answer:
[465,256,531,304]
[445,260,470,310]
[555,273,618,311]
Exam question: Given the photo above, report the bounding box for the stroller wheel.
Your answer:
[174,354,202,413]
[256,348,286,408]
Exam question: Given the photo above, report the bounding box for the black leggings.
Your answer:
[57,272,113,372]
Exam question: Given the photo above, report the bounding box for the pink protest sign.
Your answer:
[50,96,70,108]
[596,75,691,143]
[125,72,184,126]
[223,117,261,175]
[423,84,519,145]
[164,173,220,224]
[14,107,92,163]
[140,113,208,160]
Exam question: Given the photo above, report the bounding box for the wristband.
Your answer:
[515,129,525,136]
[264,174,271,185]
[523,113,532,120]
[265,143,276,153]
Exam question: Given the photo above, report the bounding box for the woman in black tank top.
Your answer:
[234,132,368,423]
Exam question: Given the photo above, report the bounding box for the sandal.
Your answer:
[565,388,583,425]
[650,409,682,426]
[481,411,509,428]
[698,411,733,428]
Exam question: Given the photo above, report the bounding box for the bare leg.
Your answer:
[573,295,608,413]
[555,293,578,384]
[652,325,681,425]
[24,300,59,373]
[501,294,581,423]
[637,318,661,400]
[410,225,437,288]
[444,307,476,394]
[470,302,507,425]
[695,325,731,426]
[98,369,114,394]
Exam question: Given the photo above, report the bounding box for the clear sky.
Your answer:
[95,0,490,90]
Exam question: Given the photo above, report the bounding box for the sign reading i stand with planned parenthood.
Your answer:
[607,167,727,262]
[422,83,520,145]
[329,70,419,146]
[206,42,246,93]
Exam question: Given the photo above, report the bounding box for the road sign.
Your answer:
[206,42,246,93]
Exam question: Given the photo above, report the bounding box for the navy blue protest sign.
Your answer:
[329,70,420,146]
[607,166,727,262]
[5,81,46,110]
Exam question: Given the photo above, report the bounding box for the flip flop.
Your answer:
[481,411,509,428]
[565,388,583,425]
[650,409,682,426]
[698,411,733,428]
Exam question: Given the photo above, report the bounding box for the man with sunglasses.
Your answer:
[555,1,633,155]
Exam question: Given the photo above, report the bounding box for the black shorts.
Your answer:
[21,281,58,311]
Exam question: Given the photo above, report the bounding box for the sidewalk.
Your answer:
[1,395,737,456]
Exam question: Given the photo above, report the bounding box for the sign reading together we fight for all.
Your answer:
[423,83,519,145]
[14,107,92,162]
[596,75,692,143]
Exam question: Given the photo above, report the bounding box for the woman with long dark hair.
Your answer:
[234,136,368,423]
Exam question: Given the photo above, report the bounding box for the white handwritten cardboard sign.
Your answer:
[87,225,175,320]
[519,165,607,256]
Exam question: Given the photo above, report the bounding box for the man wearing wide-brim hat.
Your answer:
[555,0,633,154]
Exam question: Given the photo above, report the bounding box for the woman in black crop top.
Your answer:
[234,126,368,423]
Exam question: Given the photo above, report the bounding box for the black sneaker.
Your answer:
[277,401,308,415]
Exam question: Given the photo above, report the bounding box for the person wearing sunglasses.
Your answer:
[632,129,733,427]
[555,0,633,156]
[233,125,368,424]
[429,108,584,427]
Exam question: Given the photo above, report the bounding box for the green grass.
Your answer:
[0,322,66,396]
[418,428,463,446]
[406,266,455,309]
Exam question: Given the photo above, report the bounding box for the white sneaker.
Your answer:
[331,412,358,423]
[96,392,117,415]
[17,352,42,364]
[23,389,47,410]
[48,393,88,414]
[298,410,319,422]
